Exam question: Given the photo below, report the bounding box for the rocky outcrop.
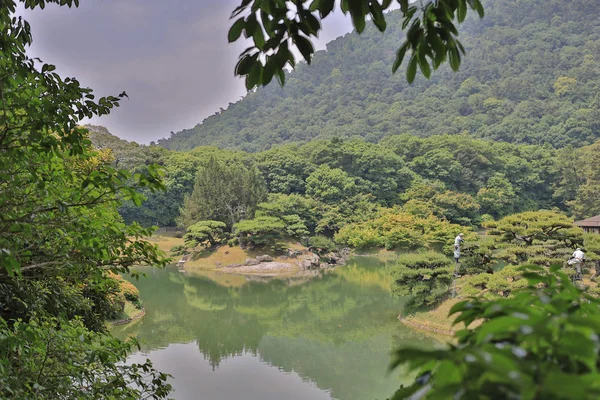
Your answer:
[224,261,297,274]
[220,247,352,275]
[244,258,260,266]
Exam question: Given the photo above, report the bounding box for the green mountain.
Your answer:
[159,0,600,152]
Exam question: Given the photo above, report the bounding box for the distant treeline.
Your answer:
[89,126,600,232]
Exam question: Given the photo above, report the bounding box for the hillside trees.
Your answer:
[0,0,170,397]
[163,0,600,152]
[556,140,600,219]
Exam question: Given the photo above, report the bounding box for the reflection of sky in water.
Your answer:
[129,343,331,400]
[114,258,437,400]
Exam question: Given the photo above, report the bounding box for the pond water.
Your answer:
[112,257,438,400]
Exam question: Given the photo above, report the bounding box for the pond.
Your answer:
[112,256,439,400]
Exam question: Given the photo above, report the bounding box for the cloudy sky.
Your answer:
[22,1,353,143]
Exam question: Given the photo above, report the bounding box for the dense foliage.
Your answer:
[335,209,464,250]
[162,0,600,152]
[100,130,600,236]
[391,210,600,399]
[392,265,600,400]
[0,1,170,398]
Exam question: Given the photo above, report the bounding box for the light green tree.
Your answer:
[234,216,286,247]
[184,220,228,248]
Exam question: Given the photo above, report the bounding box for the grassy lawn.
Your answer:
[400,297,465,336]
[146,232,185,253]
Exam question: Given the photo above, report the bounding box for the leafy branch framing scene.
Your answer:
[2,0,600,399]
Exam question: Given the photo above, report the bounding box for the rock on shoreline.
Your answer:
[222,249,350,274]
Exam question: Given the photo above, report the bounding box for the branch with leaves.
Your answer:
[229,0,484,88]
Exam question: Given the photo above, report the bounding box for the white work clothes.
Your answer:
[454,236,464,247]
[454,235,464,259]
[572,250,585,261]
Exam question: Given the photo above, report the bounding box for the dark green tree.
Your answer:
[391,252,454,310]
[178,157,267,230]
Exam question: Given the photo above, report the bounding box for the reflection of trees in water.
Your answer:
[257,327,437,400]
[113,261,412,371]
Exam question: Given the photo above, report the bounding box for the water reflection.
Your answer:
[113,257,437,400]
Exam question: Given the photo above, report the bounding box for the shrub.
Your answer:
[461,274,490,296]
[392,252,453,310]
[121,280,140,302]
[234,216,285,247]
[170,245,189,256]
[309,235,337,254]
[392,266,600,399]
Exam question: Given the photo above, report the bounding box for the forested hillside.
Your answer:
[159,0,600,152]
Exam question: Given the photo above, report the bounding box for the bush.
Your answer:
[461,274,490,296]
[392,266,600,399]
[170,245,189,256]
[392,252,453,310]
[309,235,337,254]
[234,216,285,247]
[121,280,140,302]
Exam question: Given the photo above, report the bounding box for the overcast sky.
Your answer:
[22,1,353,143]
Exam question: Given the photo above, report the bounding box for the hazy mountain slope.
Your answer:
[161,0,600,152]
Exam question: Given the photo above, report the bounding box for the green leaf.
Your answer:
[417,53,431,79]
[448,46,461,71]
[369,1,386,32]
[392,43,410,73]
[406,55,418,83]
[295,35,314,64]
[228,17,245,42]
[275,69,285,86]
[253,28,265,50]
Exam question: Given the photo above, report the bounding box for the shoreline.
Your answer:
[109,308,146,326]
[398,316,455,337]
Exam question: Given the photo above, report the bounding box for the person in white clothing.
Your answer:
[453,233,464,277]
[568,248,585,281]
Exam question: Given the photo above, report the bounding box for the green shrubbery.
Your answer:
[391,252,454,310]
[392,266,600,399]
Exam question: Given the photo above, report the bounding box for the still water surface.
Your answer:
[112,257,437,400]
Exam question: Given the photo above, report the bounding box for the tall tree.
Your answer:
[177,157,267,230]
